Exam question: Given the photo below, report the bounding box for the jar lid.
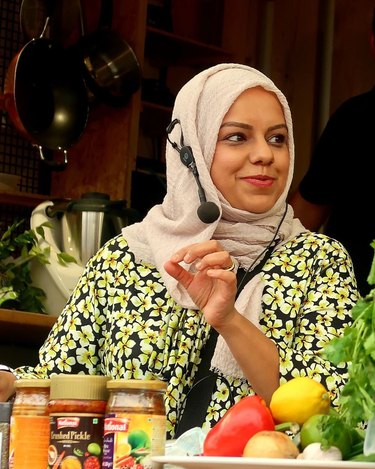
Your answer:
[14,379,51,389]
[49,374,109,400]
[106,379,167,391]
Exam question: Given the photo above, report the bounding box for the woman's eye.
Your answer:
[225,133,246,142]
[269,134,287,145]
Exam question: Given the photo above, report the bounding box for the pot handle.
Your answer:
[38,146,68,171]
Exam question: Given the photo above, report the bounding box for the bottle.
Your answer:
[48,374,109,469]
[8,379,50,469]
[0,402,12,469]
[102,379,167,469]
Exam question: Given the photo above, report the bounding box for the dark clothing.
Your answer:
[299,88,375,295]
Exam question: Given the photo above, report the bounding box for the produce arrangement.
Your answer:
[202,240,375,462]
[202,376,371,461]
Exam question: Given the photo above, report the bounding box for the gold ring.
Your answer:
[224,258,235,271]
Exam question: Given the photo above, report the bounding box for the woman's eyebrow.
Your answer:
[220,122,288,132]
[220,121,251,129]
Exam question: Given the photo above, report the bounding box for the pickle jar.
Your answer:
[48,374,109,469]
[102,379,167,469]
[9,378,51,469]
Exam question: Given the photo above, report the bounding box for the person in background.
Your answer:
[0,63,358,439]
[290,10,375,297]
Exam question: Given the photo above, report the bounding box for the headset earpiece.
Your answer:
[179,146,195,167]
[166,120,220,224]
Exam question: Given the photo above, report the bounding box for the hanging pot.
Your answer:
[73,0,141,107]
[3,18,89,170]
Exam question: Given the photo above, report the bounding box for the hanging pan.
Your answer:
[3,17,89,170]
[73,0,142,107]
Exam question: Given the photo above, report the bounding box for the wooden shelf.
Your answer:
[0,190,50,208]
[0,308,56,347]
[145,26,231,65]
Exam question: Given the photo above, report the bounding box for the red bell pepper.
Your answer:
[203,395,275,457]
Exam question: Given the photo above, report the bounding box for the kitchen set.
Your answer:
[0,1,375,469]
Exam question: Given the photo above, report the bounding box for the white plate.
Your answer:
[151,456,375,469]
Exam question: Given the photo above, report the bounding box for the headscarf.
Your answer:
[123,63,306,379]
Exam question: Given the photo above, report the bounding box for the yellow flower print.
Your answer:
[98,270,114,288]
[206,401,222,420]
[131,293,152,312]
[56,352,76,372]
[124,358,143,378]
[103,250,120,270]
[263,288,284,309]
[76,297,94,319]
[114,291,130,308]
[73,324,95,346]
[279,296,300,316]
[77,345,98,368]
[279,349,294,373]
[150,297,169,317]
[214,380,230,402]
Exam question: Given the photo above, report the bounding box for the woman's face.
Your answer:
[210,86,290,213]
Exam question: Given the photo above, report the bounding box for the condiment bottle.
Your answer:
[0,402,12,469]
[48,374,109,469]
[102,379,167,469]
[8,378,50,469]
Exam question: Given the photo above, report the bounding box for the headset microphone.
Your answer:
[167,120,220,224]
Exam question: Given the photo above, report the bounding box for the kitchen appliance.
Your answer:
[30,192,139,316]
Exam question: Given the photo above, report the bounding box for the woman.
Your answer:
[0,64,358,438]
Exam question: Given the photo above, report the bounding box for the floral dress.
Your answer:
[15,231,358,438]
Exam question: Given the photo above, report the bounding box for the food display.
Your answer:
[102,379,167,469]
[8,379,50,469]
[48,374,109,469]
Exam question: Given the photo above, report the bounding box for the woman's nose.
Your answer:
[248,139,274,165]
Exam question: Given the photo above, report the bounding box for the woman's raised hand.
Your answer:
[164,240,238,327]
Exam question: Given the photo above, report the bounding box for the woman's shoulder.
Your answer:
[90,233,159,273]
[285,230,348,249]
[274,231,352,262]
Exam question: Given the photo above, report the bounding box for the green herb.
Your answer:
[0,219,77,313]
[325,240,375,428]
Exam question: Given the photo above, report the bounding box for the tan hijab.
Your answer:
[123,63,305,379]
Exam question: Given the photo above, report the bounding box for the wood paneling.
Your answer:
[50,0,146,203]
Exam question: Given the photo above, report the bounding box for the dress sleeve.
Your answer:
[13,239,118,379]
[261,234,358,406]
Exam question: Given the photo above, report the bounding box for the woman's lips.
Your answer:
[241,175,275,187]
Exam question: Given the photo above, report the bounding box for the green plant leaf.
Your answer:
[0,218,78,313]
[57,252,77,265]
[0,286,17,306]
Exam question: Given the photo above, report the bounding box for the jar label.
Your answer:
[48,414,104,469]
[102,412,166,469]
[9,415,49,469]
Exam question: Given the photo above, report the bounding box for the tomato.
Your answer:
[300,414,352,459]
[203,395,275,457]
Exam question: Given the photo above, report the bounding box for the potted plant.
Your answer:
[0,220,76,313]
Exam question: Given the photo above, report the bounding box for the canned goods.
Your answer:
[48,374,109,469]
[9,378,50,469]
[102,379,167,469]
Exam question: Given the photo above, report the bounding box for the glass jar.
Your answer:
[0,402,12,469]
[102,379,167,469]
[9,378,50,469]
[48,374,109,469]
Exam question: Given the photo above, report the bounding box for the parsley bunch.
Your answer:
[325,240,375,427]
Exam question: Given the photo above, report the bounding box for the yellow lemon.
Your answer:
[269,377,330,425]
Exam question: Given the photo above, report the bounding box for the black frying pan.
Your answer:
[4,18,89,170]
